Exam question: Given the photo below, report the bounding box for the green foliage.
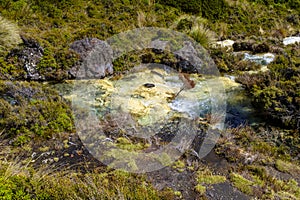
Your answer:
[0,16,22,56]
[0,0,299,79]
[211,48,261,73]
[0,159,170,200]
[248,0,300,12]
[195,167,226,195]
[157,0,229,20]
[156,0,202,14]
[0,176,32,200]
[238,48,300,129]
[230,173,254,195]
[0,58,26,79]
[0,81,73,145]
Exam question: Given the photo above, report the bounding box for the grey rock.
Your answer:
[174,41,202,73]
[69,38,113,79]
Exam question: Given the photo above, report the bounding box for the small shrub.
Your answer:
[0,81,74,145]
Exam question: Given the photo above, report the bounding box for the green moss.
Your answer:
[157,0,230,21]
[195,167,226,195]
[275,159,300,174]
[172,160,185,172]
[194,184,206,195]
[196,168,226,185]
[230,173,254,195]
[116,137,147,151]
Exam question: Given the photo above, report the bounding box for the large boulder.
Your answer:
[69,38,113,79]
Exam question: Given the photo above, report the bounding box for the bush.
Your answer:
[0,16,22,56]
[157,0,229,20]
[0,81,74,145]
[238,47,300,129]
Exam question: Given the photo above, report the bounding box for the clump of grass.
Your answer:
[0,16,22,55]
[189,24,216,48]
[0,157,172,200]
[172,15,216,48]
[229,167,300,199]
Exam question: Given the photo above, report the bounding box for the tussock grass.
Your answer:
[0,157,171,199]
[0,16,22,55]
[172,15,216,47]
[189,24,217,48]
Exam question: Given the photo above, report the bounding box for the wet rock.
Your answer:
[150,39,168,52]
[147,167,198,200]
[8,37,44,80]
[69,38,113,79]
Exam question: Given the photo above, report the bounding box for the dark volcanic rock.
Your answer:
[206,182,251,200]
[233,40,255,52]
[252,42,270,53]
[233,40,270,53]
[8,37,44,80]
[69,38,113,79]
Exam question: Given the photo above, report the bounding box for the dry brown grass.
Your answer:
[0,16,22,55]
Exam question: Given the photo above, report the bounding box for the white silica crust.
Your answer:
[283,36,300,46]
